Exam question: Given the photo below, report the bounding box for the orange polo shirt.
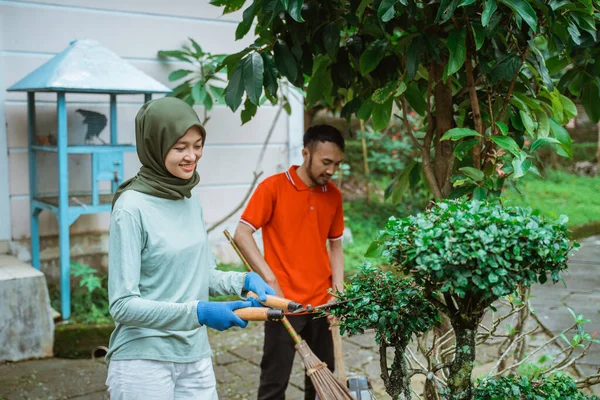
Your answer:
[240,165,344,307]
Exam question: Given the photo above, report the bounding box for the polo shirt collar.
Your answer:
[286,165,327,192]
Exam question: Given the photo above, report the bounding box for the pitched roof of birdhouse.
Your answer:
[8,39,172,94]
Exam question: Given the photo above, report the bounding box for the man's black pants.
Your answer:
[257,315,334,400]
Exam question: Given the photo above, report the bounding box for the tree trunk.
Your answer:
[447,318,479,400]
[381,341,412,400]
[431,63,456,197]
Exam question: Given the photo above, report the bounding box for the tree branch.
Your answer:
[498,47,529,122]
[464,34,484,168]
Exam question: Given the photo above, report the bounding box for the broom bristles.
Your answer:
[296,341,353,400]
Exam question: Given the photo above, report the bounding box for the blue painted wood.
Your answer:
[57,92,71,320]
[145,93,152,103]
[68,145,136,154]
[110,94,117,144]
[27,92,41,271]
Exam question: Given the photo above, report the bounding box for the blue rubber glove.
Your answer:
[244,272,276,302]
[196,300,252,331]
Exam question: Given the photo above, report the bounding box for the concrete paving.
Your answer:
[1,236,599,399]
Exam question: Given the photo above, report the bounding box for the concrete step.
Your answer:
[0,255,54,361]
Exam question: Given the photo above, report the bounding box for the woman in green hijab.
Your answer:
[105,97,275,399]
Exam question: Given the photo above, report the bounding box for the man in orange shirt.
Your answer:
[234,125,345,400]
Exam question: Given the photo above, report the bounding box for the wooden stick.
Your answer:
[246,291,302,312]
[234,308,284,321]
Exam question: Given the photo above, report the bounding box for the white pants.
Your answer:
[106,358,218,400]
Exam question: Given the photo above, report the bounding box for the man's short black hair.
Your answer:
[303,125,345,152]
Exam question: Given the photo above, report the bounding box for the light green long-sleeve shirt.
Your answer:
[105,190,245,363]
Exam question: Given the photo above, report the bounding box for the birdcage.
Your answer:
[7,39,171,319]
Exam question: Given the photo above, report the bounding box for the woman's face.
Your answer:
[164,126,204,180]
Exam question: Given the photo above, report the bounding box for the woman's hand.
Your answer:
[244,272,277,301]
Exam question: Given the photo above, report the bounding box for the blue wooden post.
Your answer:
[27,92,41,270]
[145,93,152,103]
[57,92,71,320]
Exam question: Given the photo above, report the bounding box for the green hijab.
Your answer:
[112,97,206,208]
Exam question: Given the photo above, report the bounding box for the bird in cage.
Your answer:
[76,109,108,144]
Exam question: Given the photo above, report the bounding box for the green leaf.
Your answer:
[534,110,549,138]
[285,0,305,22]
[168,69,193,81]
[191,81,207,104]
[390,164,414,204]
[473,186,487,200]
[460,167,484,181]
[378,0,398,22]
[158,50,194,62]
[372,81,399,104]
[454,139,479,160]
[495,121,508,135]
[235,1,256,40]
[472,24,485,51]
[323,23,341,60]
[482,0,498,26]
[261,53,279,97]
[498,0,538,31]
[274,40,299,82]
[406,36,422,79]
[356,100,373,121]
[365,240,383,258]
[441,127,482,141]
[512,153,531,178]
[188,38,204,57]
[559,95,577,119]
[436,0,459,24]
[530,137,561,152]
[372,98,394,131]
[224,63,244,112]
[444,27,467,78]
[520,110,536,135]
[210,0,245,14]
[360,40,388,75]
[488,272,499,283]
[491,136,521,156]
[549,118,574,157]
[459,0,476,5]
[404,83,427,116]
[241,98,258,124]
[581,81,600,123]
[306,56,332,107]
[242,52,264,104]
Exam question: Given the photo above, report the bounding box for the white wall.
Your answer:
[0,8,11,242]
[0,0,299,247]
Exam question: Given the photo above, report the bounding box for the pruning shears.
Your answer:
[246,291,362,316]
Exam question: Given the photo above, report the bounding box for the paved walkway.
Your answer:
[1,236,599,399]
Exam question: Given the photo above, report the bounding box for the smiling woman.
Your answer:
[164,126,204,180]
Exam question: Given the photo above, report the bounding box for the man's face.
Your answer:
[303,141,344,187]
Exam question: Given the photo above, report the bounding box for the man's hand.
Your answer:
[326,296,340,329]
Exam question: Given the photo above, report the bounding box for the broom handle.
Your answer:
[332,326,347,383]
[224,230,303,345]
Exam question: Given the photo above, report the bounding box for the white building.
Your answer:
[0,0,304,281]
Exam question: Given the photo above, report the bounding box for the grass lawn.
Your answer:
[501,169,600,228]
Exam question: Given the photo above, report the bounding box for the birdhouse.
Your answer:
[7,39,171,319]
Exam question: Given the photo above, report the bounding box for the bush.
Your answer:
[371,200,576,304]
[474,372,598,400]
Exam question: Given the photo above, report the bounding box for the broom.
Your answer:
[224,230,353,400]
